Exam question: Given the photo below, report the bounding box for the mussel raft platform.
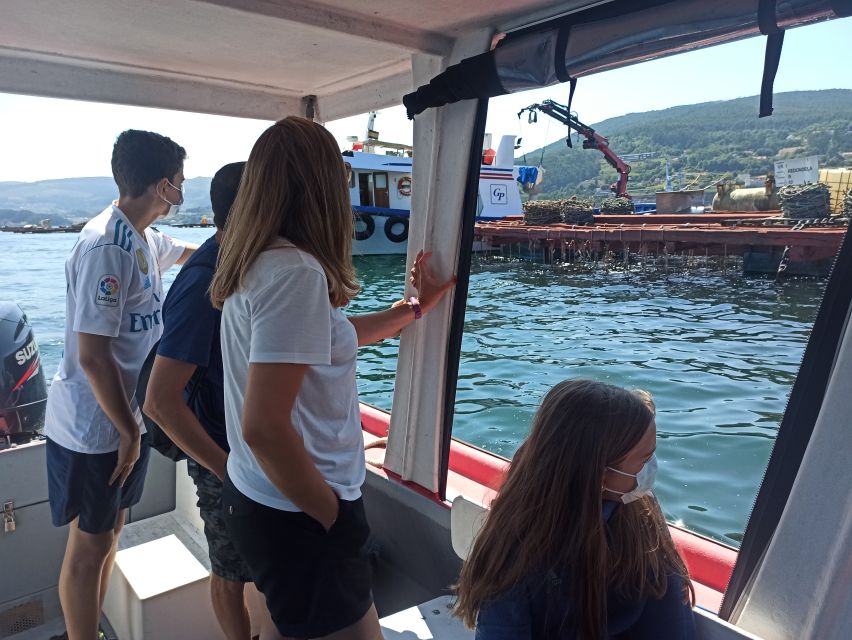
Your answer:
[474,212,848,277]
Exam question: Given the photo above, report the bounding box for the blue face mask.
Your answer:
[604,453,657,504]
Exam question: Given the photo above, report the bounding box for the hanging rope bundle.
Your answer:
[778,183,831,219]
[842,188,852,219]
[599,197,634,214]
[522,197,594,225]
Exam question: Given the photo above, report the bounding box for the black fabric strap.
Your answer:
[567,76,577,114]
[759,32,784,118]
[555,25,572,83]
[555,24,578,147]
[757,0,781,34]
[757,0,784,118]
[402,52,506,119]
[554,24,579,148]
[564,77,578,148]
[554,26,578,112]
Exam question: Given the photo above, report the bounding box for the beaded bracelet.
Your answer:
[408,296,423,320]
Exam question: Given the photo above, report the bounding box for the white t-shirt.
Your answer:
[222,238,364,511]
[44,204,186,453]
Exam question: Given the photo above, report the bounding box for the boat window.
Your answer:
[441,25,849,549]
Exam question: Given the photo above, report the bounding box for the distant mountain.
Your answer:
[518,89,852,200]
[0,208,75,227]
[0,176,213,224]
[3,90,849,220]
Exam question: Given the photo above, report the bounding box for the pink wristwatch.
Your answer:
[408,296,423,320]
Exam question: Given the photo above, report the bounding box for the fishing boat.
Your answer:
[1,2,851,639]
[347,130,524,255]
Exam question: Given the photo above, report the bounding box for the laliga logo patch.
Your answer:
[96,274,120,307]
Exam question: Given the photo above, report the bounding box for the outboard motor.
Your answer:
[0,302,48,446]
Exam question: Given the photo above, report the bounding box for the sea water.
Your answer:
[0,228,827,547]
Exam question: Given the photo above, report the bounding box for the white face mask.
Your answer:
[604,453,657,504]
[159,179,183,217]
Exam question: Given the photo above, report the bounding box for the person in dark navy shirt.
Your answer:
[454,379,697,640]
[145,162,279,640]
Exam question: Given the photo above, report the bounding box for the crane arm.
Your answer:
[518,99,631,199]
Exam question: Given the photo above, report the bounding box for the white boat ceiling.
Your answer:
[0,0,607,121]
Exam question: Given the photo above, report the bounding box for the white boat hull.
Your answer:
[353,212,410,255]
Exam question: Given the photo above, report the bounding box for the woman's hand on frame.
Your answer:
[410,250,456,314]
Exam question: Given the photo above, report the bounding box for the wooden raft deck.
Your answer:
[474,213,847,267]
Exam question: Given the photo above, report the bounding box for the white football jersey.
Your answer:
[44,204,185,453]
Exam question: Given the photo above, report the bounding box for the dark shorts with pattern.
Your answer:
[187,459,253,583]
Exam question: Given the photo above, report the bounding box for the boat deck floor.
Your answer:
[11,616,117,640]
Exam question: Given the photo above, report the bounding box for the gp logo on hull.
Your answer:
[490,184,508,204]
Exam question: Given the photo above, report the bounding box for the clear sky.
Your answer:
[0,19,849,183]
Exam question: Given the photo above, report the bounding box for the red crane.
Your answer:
[518,100,632,200]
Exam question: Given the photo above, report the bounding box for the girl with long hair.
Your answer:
[455,379,697,640]
[211,116,454,640]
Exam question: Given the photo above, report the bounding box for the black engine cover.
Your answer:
[0,301,48,441]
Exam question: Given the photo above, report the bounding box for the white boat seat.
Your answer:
[450,495,489,561]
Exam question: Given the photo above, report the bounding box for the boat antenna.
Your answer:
[366,111,379,140]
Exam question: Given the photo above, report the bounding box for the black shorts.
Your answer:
[222,473,373,638]
[46,434,151,534]
[187,460,253,583]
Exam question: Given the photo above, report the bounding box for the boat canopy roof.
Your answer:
[0,0,589,121]
[2,1,846,123]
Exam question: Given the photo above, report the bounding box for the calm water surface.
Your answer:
[0,228,828,547]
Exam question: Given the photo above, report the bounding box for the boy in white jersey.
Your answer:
[44,129,196,640]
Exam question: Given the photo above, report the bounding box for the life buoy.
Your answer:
[384,216,409,243]
[354,212,375,241]
[397,176,412,197]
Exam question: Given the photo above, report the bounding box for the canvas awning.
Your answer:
[0,0,591,121]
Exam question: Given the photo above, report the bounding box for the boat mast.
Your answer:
[365,111,378,153]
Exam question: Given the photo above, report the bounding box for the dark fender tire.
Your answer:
[384,216,409,243]
[354,213,375,241]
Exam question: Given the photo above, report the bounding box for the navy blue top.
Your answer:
[475,501,698,640]
[157,236,228,452]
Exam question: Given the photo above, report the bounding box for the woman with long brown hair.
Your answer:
[211,116,454,640]
[455,379,697,640]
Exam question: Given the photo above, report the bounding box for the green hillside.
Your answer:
[520,89,852,200]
